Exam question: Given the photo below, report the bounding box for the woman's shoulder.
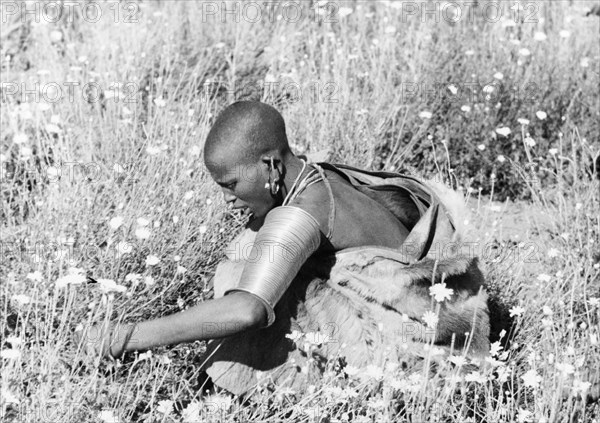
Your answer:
[285,166,342,237]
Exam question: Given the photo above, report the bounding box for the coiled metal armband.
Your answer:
[224,206,322,327]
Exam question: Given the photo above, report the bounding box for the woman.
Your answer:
[79,101,489,396]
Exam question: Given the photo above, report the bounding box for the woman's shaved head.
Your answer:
[204,101,291,167]
[203,101,298,218]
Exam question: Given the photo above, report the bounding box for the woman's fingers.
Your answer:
[74,321,136,360]
[74,323,113,358]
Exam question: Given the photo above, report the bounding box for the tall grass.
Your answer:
[1,1,599,422]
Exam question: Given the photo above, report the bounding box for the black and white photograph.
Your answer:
[1,1,599,422]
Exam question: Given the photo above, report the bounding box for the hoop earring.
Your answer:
[266,157,281,196]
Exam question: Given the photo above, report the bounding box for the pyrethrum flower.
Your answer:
[338,6,353,17]
[134,227,151,240]
[182,402,201,423]
[1,349,21,359]
[1,388,19,404]
[490,341,503,357]
[113,163,125,174]
[26,271,43,282]
[99,409,120,423]
[285,330,303,344]
[555,362,575,375]
[136,217,151,227]
[146,146,161,155]
[98,279,127,294]
[521,369,542,388]
[572,380,592,396]
[517,408,532,423]
[19,146,33,161]
[109,216,124,230]
[509,305,525,317]
[495,127,512,137]
[360,364,384,380]
[115,241,134,257]
[125,273,142,283]
[483,85,495,95]
[153,98,167,108]
[465,371,486,383]
[5,336,22,347]
[422,310,438,329]
[537,274,551,282]
[559,30,570,38]
[156,400,173,415]
[45,123,61,134]
[145,255,160,266]
[13,132,28,144]
[518,48,531,57]
[367,398,386,409]
[55,268,86,288]
[344,365,361,376]
[11,294,31,306]
[448,355,467,366]
[497,366,511,383]
[429,283,454,302]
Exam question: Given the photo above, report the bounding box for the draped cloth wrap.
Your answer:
[201,164,490,396]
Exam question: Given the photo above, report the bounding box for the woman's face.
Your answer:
[206,158,276,218]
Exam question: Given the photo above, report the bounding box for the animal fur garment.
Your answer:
[201,165,490,396]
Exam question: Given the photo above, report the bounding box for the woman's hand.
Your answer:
[74,322,135,360]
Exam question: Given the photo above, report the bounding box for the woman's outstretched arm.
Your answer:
[88,207,322,359]
[98,292,267,358]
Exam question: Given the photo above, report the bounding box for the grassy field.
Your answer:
[1,1,599,422]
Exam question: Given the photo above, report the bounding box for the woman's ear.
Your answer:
[260,155,280,170]
[260,155,286,178]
